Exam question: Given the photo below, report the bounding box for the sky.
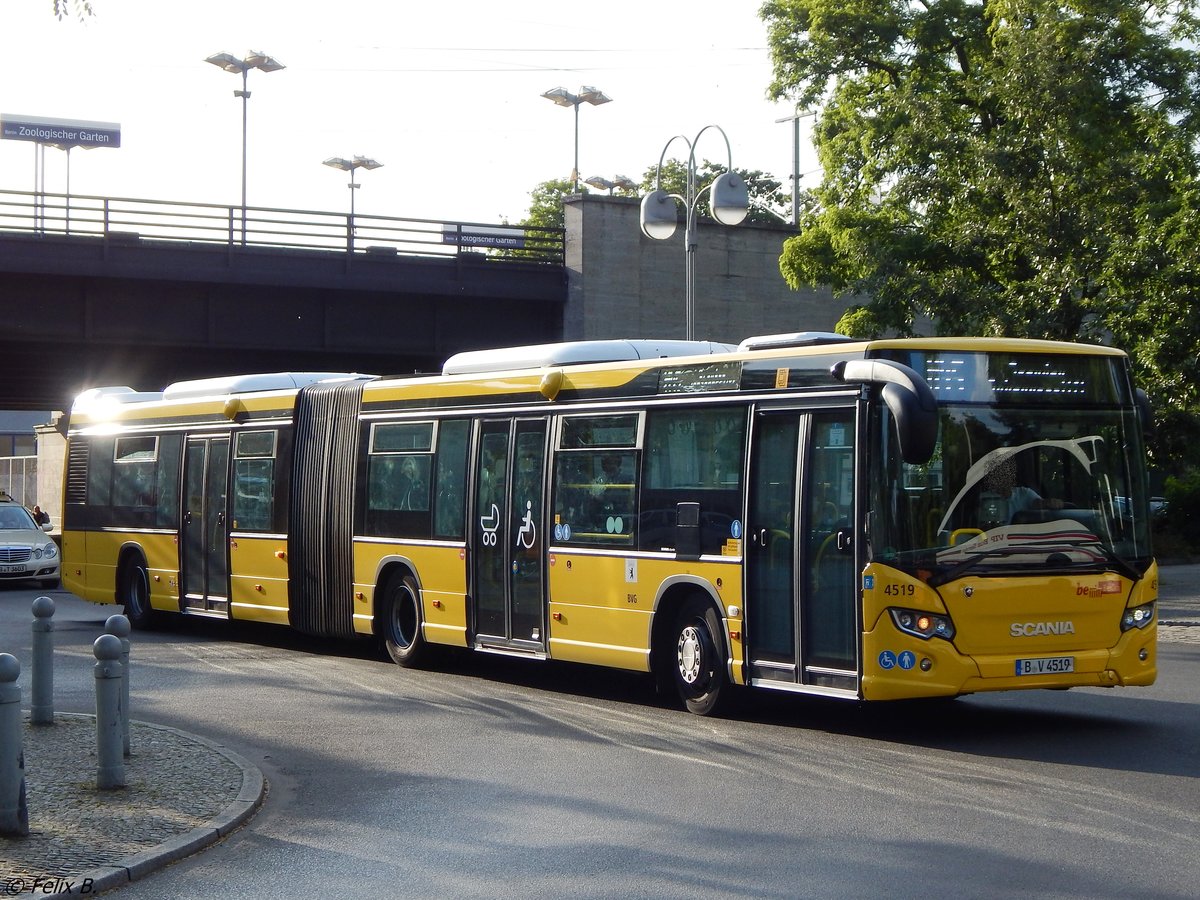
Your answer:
[0,0,819,226]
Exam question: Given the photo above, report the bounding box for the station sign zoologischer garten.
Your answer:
[1,113,121,148]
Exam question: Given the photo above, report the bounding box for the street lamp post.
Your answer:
[323,156,383,250]
[639,125,750,341]
[775,110,816,226]
[205,50,285,243]
[541,86,611,193]
[584,174,637,195]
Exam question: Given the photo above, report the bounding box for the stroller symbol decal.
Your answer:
[480,503,500,546]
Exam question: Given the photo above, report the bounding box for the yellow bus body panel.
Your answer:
[62,529,181,612]
[546,551,743,676]
[60,530,93,602]
[229,535,291,625]
[861,562,1158,700]
[352,541,469,646]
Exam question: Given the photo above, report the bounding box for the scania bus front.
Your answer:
[860,341,1156,700]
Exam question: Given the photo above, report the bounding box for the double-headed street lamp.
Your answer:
[639,125,750,341]
[541,86,611,193]
[584,174,637,195]
[205,50,285,242]
[323,156,383,242]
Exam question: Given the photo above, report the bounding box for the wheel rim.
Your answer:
[390,585,418,650]
[677,623,705,687]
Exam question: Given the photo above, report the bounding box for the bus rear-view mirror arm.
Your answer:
[1135,388,1154,439]
[831,359,938,466]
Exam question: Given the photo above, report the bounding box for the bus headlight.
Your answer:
[1120,602,1154,631]
[889,607,955,641]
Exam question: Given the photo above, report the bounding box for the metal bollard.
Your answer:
[0,653,29,835]
[31,596,56,726]
[93,634,125,790]
[104,614,131,757]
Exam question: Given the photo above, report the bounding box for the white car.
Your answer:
[0,501,59,589]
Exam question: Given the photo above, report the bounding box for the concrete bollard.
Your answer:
[104,614,131,757]
[0,653,29,835]
[31,596,56,726]
[93,634,125,790]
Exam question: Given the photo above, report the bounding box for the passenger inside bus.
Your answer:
[980,457,1063,526]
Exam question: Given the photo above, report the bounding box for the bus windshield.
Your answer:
[868,350,1152,583]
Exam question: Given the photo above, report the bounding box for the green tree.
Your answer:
[518,163,792,237]
[516,178,624,234]
[760,0,1200,468]
[53,0,94,19]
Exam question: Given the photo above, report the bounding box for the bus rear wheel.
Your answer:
[670,597,728,716]
[380,572,427,668]
[120,559,156,630]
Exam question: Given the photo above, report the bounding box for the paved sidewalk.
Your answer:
[1156,562,1200,643]
[1,714,263,896]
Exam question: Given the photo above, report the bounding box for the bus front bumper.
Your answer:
[861,620,1157,701]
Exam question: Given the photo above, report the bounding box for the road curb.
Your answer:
[51,718,265,895]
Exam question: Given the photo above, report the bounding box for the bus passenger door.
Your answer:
[472,417,548,652]
[747,407,859,694]
[181,436,230,615]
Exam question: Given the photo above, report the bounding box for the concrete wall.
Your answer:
[34,417,65,532]
[563,195,852,343]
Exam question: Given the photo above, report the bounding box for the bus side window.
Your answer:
[552,413,640,547]
[232,431,277,532]
[363,421,435,539]
[640,406,746,554]
[434,419,469,540]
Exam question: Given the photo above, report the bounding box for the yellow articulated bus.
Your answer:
[61,334,1157,714]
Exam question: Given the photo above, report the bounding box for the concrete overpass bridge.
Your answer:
[0,189,566,411]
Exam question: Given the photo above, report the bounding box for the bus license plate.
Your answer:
[1015,656,1074,676]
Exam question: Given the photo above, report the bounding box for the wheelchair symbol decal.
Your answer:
[516,500,537,549]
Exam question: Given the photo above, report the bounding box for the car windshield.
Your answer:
[867,350,1152,583]
[0,506,37,531]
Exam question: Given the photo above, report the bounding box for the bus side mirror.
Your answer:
[832,359,938,466]
[1135,388,1154,439]
[676,501,701,560]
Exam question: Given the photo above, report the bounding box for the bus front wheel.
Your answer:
[380,573,427,668]
[120,559,156,630]
[670,597,728,716]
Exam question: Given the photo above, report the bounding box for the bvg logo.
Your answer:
[1011,621,1076,637]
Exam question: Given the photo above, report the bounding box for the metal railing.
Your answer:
[0,189,564,265]
[0,456,37,507]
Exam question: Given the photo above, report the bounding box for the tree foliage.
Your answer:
[53,0,94,19]
[760,0,1200,468]
[518,163,791,237]
[639,160,792,226]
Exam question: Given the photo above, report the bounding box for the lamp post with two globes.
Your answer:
[639,125,750,341]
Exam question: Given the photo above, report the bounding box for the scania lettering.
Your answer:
[1011,621,1077,637]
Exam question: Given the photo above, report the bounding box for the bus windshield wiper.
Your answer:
[927,547,1031,587]
[1088,542,1144,582]
[928,539,1144,588]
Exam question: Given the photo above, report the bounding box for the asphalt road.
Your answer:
[2,581,1198,899]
